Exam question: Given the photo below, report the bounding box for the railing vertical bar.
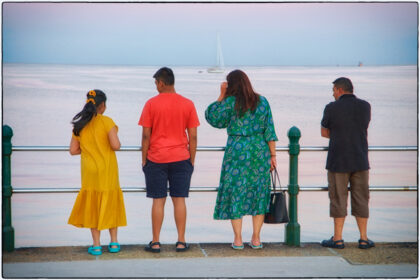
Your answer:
[2,125,15,252]
[285,126,301,246]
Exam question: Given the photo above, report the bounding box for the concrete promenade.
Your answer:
[3,242,418,278]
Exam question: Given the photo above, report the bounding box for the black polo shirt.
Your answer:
[321,94,371,172]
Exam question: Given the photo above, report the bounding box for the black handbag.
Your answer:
[264,168,289,224]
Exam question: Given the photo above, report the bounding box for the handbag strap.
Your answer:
[270,168,285,192]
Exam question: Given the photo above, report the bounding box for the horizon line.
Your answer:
[3,62,417,68]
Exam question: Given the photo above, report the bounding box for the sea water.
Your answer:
[3,64,417,247]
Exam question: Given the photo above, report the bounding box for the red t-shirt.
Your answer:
[138,93,200,163]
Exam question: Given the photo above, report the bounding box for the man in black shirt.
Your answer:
[320,77,374,249]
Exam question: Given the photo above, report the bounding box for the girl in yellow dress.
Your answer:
[68,90,127,256]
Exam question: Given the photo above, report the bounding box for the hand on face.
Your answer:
[217,82,228,101]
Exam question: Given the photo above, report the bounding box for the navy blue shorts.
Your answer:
[142,159,194,198]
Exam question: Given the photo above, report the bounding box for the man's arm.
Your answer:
[321,127,330,138]
[142,127,152,166]
[187,127,197,165]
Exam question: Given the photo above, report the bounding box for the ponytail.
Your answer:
[72,90,107,136]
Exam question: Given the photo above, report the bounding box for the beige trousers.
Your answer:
[327,170,370,218]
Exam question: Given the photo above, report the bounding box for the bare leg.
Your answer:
[231,218,243,246]
[151,197,166,248]
[333,217,345,244]
[172,197,187,248]
[90,228,101,246]
[356,217,368,240]
[109,227,118,248]
[251,214,264,246]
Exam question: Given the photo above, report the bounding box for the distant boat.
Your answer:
[207,34,225,73]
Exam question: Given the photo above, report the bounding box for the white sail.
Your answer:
[208,34,225,73]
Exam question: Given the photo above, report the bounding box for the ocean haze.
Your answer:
[3,64,417,188]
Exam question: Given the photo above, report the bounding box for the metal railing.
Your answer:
[11,145,418,152]
[10,185,417,194]
[2,125,418,251]
[10,145,418,194]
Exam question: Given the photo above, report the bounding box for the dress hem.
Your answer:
[213,210,269,220]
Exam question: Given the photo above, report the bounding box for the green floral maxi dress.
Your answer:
[205,95,278,220]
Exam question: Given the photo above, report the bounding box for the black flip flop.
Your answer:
[144,241,161,253]
[175,241,189,252]
[358,239,375,249]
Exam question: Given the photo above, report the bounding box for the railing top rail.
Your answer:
[11,186,418,193]
[11,145,418,152]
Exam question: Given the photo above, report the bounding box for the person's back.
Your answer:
[141,93,197,163]
[323,94,371,172]
[210,95,274,137]
[78,114,119,190]
[79,114,115,150]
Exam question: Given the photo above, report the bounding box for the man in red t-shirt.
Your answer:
[139,67,200,253]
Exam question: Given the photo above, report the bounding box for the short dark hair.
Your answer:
[333,77,353,93]
[153,67,175,86]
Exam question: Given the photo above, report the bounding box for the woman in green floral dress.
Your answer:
[205,70,278,250]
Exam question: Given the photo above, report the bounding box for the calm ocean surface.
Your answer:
[3,64,417,247]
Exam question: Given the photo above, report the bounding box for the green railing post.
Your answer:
[285,126,301,246]
[3,125,15,252]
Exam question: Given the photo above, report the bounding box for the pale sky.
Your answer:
[2,2,418,66]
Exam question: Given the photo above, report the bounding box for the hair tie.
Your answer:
[86,98,96,105]
[88,90,96,97]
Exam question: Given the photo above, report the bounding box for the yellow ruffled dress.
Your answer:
[68,114,127,230]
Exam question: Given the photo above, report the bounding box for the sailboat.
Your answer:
[207,34,225,73]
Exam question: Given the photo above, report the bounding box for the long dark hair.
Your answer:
[72,89,107,136]
[225,70,260,117]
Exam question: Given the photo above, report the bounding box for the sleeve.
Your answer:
[72,132,80,141]
[187,102,200,128]
[138,101,152,127]
[321,104,330,129]
[205,97,233,129]
[104,116,118,133]
[263,100,278,142]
